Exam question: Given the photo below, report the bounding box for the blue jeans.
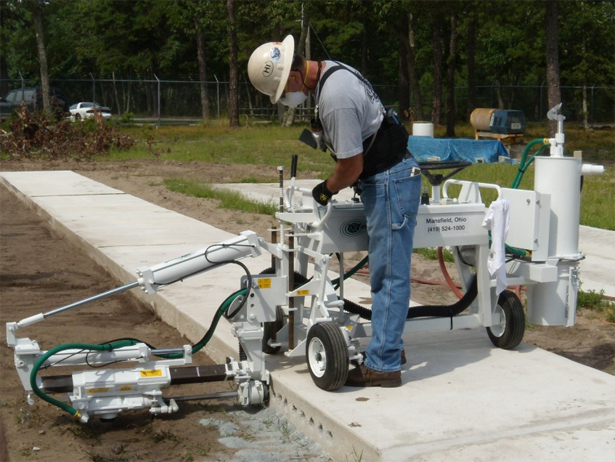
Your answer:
[358,157,421,372]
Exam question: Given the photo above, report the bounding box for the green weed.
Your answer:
[578,289,615,323]
[413,247,455,262]
[15,405,43,428]
[163,178,277,215]
[345,447,364,462]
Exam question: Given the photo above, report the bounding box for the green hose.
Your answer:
[500,137,550,258]
[158,287,247,359]
[30,288,248,419]
[332,255,369,289]
[511,138,549,189]
[30,340,137,420]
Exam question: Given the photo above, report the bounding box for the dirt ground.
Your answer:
[1,158,614,462]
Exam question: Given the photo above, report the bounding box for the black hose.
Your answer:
[343,276,478,321]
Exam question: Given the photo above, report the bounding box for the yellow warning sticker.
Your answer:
[140,369,163,378]
[258,278,272,289]
[120,385,132,391]
[87,388,109,394]
[297,290,310,296]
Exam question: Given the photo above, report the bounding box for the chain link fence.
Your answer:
[1,77,613,126]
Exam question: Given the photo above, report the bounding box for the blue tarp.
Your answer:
[407,136,512,164]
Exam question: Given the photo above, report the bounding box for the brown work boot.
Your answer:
[345,364,402,388]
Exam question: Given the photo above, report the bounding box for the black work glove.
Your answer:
[312,180,335,206]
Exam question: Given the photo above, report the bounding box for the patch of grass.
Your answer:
[345,447,364,462]
[163,178,277,215]
[239,176,278,183]
[277,417,293,443]
[578,289,615,323]
[15,405,43,428]
[108,123,333,174]
[413,246,455,262]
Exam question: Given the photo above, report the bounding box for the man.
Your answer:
[248,36,421,388]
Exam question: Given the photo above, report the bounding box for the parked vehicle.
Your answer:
[69,102,112,121]
[0,86,70,118]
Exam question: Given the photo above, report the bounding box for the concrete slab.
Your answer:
[578,225,615,298]
[2,170,615,462]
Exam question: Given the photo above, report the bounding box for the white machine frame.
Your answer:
[5,104,604,422]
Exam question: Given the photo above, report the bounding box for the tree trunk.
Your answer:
[398,14,424,121]
[31,2,50,113]
[494,79,505,109]
[398,38,410,120]
[445,13,458,137]
[582,81,589,130]
[431,20,443,126]
[545,0,561,136]
[226,0,239,127]
[112,72,122,116]
[581,36,590,130]
[0,6,10,98]
[361,27,368,76]
[297,6,309,56]
[195,22,210,120]
[466,18,476,120]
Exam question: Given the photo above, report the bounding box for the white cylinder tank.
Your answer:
[412,122,434,137]
[527,156,583,326]
[534,156,582,258]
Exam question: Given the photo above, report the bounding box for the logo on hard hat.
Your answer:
[341,219,366,237]
[263,61,274,77]
[270,47,281,62]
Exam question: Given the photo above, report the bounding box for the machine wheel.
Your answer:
[262,305,284,354]
[486,290,525,350]
[306,322,348,391]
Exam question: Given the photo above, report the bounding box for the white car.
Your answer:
[69,102,112,121]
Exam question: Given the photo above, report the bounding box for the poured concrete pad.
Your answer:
[2,171,614,462]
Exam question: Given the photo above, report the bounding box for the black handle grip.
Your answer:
[291,154,298,178]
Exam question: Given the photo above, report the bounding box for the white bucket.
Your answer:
[412,122,434,137]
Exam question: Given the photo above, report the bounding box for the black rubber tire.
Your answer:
[306,322,348,391]
[486,290,525,350]
[262,305,284,354]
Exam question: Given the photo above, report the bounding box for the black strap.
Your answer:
[315,62,384,153]
[316,64,345,97]
[317,61,382,107]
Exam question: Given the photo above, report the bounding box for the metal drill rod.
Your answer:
[44,281,140,318]
[16,281,140,328]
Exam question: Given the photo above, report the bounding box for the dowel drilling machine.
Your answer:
[5,104,605,423]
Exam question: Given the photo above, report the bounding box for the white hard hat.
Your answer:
[248,35,295,104]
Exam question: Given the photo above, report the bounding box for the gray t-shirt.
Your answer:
[316,61,384,159]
